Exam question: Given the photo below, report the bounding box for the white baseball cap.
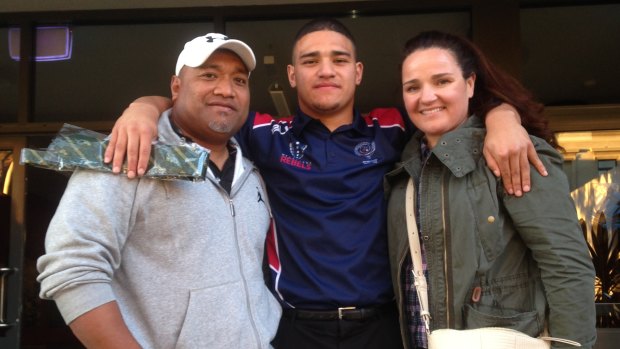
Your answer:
[175,33,256,75]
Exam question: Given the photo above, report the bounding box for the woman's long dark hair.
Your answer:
[402,31,559,148]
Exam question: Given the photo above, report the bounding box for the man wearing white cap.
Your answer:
[37,33,281,349]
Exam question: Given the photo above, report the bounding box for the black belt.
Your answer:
[282,302,394,321]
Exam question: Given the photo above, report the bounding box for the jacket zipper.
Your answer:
[418,156,430,331]
[220,174,263,348]
[420,156,453,329]
[209,148,265,346]
[440,169,452,328]
[229,198,235,216]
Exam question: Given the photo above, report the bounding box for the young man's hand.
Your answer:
[104,97,171,178]
[483,104,548,196]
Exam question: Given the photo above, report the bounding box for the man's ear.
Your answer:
[170,75,180,102]
[355,61,364,86]
[287,64,297,88]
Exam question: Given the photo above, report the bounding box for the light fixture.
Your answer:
[557,130,620,161]
[269,82,291,118]
[8,26,73,62]
[2,162,12,196]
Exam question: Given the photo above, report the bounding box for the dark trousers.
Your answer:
[271,302,404,349]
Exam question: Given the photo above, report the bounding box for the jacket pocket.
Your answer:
[462,303,543,336]
[174,281,254,349]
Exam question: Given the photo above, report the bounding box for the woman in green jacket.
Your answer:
[385,31,596,349]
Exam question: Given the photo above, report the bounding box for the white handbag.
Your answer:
[404,178,581,349]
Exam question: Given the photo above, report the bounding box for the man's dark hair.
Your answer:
[292,17,358,61]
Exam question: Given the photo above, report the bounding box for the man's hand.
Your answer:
[69,301,142,349]
[104,97,170,178]
[484,104,548,196]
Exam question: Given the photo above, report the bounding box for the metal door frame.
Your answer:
[0,136,27,349]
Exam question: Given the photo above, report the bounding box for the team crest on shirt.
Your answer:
[289,141,307,160]
[280,141,312,170]
[355,141,378,164]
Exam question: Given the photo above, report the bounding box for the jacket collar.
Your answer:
[159,109,251,187]
[399,115,486,179]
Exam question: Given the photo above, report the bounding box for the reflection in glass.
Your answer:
[521,4,620,105]
[557,130,620,161]
[9,27,73,62]
[33,22,214,123]
[0,27,19,122]
[571,167,620,328]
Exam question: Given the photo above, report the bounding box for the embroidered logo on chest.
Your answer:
[354,141,378,164]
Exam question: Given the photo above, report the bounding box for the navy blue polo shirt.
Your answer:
[236,107,413,309]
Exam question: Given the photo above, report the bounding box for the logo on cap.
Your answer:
[205,34,228,43]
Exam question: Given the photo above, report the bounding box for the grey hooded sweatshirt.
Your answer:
[37,110,281,349]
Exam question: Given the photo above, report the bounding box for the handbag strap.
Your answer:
[405,178,431,335]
